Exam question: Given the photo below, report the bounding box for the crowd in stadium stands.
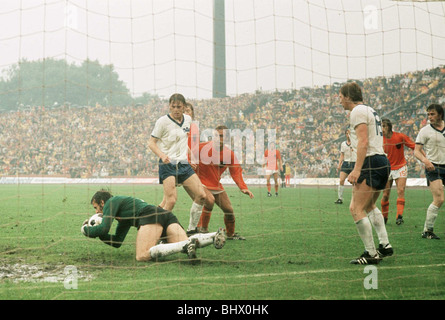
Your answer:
[0,66,444,179]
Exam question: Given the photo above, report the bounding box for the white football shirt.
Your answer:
[415,124,445,165]
[151,114,192,162]
[340,141,357,162]
[349,104,385,157]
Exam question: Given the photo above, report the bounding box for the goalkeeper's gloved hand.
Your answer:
[81,219,89,236]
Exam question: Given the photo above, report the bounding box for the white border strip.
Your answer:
[0,176,428,186]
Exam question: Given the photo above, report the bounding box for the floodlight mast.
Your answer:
[213,0,227,98]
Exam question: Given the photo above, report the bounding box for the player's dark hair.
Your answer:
[91,189,113,204]
[381,118,392,132]
[340,82,363,103]
[215,125,229,131]
[215,125,230,140]
[185,102,195,119]
[427,104,444,120]
[169,93,186,106]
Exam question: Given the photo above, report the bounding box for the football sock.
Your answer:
[396,198,405,217]
[337,185,344,200]
[267,183,271,193]
[197,206,213,229]
[368,208,389,246]
[189,232,217,248]
[187,201,204,232]
[149,240,189,259]
[381,200,389,220]
[224,214,235,237]
[424,203,439,231]
[355,217,377,256]
[274,184,278,193]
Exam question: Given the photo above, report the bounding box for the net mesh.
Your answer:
[0,0,444,300]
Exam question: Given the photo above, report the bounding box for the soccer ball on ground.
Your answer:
[88,213,103,227]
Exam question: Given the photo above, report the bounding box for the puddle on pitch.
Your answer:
[0,262,94,283]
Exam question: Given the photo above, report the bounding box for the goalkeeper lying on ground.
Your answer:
[81,189,226,262]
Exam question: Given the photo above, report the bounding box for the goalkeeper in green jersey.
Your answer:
[81,190,226,262]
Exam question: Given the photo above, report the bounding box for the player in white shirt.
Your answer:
[148,94,206,233]
[335,128,356,204]
[414,104,445,240]
[340,82,393,265]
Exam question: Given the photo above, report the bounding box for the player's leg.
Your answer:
[422,179,443,239]
[164,222,199,259]
[197,188,215,233]
[165,222,189,243]
[394,177,407,224]
[380,178,393,224]
[182,173,206,233]
[183,183,203,235]
[266,174,272,196]
[336,171,348,204]
[350,181,375,221]
[189,227,227,249]
[183,173,206,204]
[161,176,178,211]
[349,180,380,264]
[146,220,199,260]
[366,191,393,257]
[135,223,164,261]
[135,207,199,261]
[273,172,279,196]
[150,224,227,261]
[214,191,244,239]
[158,196,166,209]
[183,186,195,201]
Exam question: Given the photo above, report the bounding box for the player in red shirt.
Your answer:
[380,118,415,225]
[263,143,283,197]
[185,102,199,155]
[194,126,254,240]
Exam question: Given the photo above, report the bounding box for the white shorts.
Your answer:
[209,189,224,195]
[389,165,408,180]
[265,169,279,176]
[204,185,225,195]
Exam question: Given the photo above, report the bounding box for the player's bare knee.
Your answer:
[349,204,361,217]
[136,252,151,262]
[434,198,444,208]
[165,197,177,210]
[205,198,215,208]
[196,192,206,205]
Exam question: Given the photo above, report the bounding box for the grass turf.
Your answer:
[0,184,444,300]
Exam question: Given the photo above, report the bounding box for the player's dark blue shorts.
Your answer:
[357,154,390,190]
[425,163,445,185]
[136,205,183,238]
[158,160,195,185]
[341,161,355,174]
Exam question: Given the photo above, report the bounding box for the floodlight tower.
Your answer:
[213,0,226,98]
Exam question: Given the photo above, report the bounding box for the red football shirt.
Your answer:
[383,131,415,170]
[195,141,248,191]
[264,149,281,170]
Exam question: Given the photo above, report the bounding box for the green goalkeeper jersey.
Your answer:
[84,196,149,248]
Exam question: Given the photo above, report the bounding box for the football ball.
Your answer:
[88,213,103,227]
